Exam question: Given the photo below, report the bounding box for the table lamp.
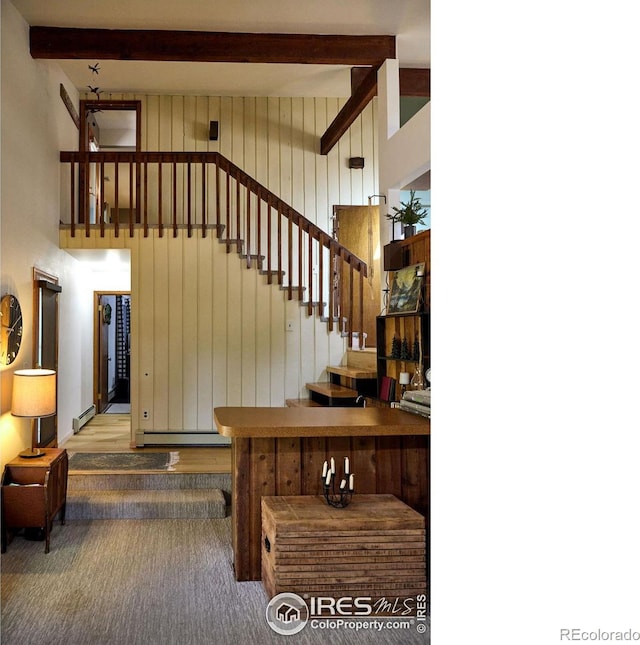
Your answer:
[11,368,57,458]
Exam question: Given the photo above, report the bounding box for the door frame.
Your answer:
[32,267,61,448]
[93,291,131,413]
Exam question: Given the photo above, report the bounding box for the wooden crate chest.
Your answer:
[261,494,426,603]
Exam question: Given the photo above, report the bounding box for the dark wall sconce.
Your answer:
[348,157,365,169]
[209,121,219,141]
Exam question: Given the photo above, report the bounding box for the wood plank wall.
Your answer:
[98,93,379,231]
[67,94,380,440]
[233,433,430,580]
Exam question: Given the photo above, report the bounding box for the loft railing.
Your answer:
[59,150,367,338]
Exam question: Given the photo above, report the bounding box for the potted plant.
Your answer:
[386,190,428,238]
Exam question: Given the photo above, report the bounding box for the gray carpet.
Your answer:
[69,452,178,471]
[1,518,430,645]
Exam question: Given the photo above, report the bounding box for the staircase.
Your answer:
[288,347,378,407]
[66,471,231,520]
[59,150,369,339]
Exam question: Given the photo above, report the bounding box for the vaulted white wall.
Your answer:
[0,1,93,468]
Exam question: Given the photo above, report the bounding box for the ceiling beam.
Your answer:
[30,27,395,66]
[320,65,379,156]
[322,66,430,155]
[399,68,430,97]
[351,67,430,97]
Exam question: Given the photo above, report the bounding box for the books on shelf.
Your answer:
[403,389,430,406]
[379,376,396,402]
[398,388,431,418]
[399,399,430,418]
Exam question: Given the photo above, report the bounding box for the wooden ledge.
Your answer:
[326,365,377,380]
[214,407,429,438]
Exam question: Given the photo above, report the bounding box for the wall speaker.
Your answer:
[348,157,365,169]
[209,121,219,141]
[383,242,405,271]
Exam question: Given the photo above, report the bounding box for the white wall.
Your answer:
[0,1,95,467]
[377,59,431,246]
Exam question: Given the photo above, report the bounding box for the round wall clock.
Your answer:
[1,294,23,366]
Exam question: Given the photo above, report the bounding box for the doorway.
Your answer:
[94,292,131,414]
[79,100,141,225]
[333,205,381,346]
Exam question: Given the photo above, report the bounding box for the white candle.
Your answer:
[322,461,328,477]
[325,470,332,486]
[340,479,346,490]
[349,474,354,491]
[330,457,335,474]
[344,457,350,474]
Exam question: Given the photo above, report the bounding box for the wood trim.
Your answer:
[93,291,131,415]
[59,83,79,129]
[80,100,141,153]
[32,271,61,448]
[30,27,395,66]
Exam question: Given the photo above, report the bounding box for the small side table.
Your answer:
[1,448,69,553]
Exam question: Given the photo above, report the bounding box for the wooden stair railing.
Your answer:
[59,150,368,339]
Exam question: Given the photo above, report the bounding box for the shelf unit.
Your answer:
[377,229,430,403]
[376,312,430,402]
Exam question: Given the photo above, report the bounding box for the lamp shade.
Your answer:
[11,369,57,418]
[399,371,411,385]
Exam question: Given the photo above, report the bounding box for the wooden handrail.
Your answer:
[59,150,368,335]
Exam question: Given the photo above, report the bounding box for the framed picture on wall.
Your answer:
[388,262,425,314]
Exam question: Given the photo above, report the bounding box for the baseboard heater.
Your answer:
[135,431,231,447]
[73,404,96,433]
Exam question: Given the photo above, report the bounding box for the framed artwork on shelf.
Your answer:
[388,262,425,314]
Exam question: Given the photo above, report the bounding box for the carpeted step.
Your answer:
[67,472,231,494]
[66,488,227,520]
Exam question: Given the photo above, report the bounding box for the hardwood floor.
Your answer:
[60,413,231,474]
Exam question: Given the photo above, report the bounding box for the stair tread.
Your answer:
[67,472,231,492]
[67,489,223,501]
[326,365,377,379]
[285,398,323,407]
[305,382,359,398]
[65,488,227,520]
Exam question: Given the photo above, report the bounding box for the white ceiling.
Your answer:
[12,0,429,97]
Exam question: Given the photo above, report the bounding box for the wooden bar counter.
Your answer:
[214,406,430,581]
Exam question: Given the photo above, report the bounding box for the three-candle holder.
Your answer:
[321,456,354,508]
